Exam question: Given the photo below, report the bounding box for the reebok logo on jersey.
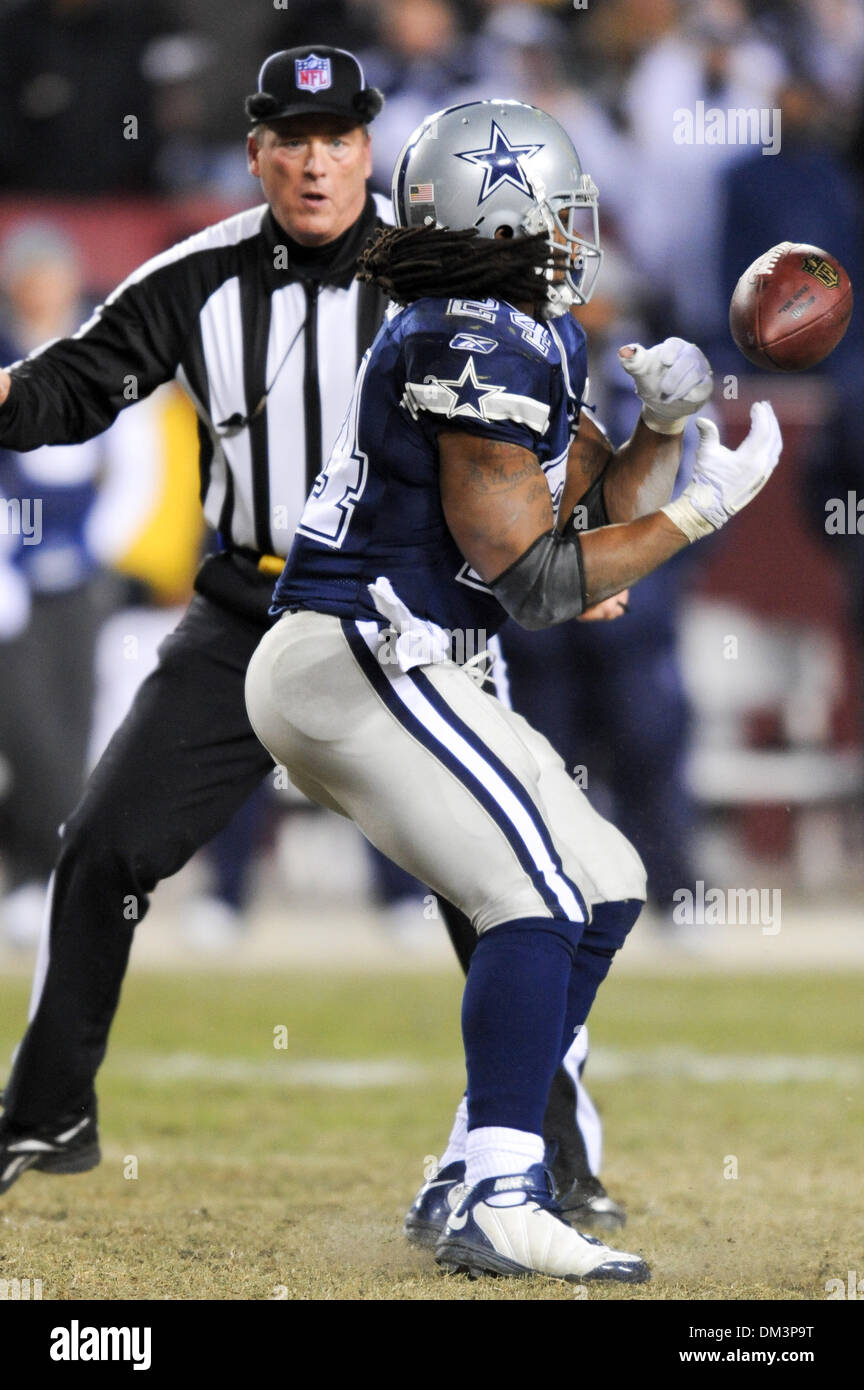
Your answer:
[449,333,498,354]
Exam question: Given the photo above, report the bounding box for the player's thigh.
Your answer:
[247,612,610,930]
[429,660,646,907]
[247,612,537,926]
[485,696,648,908]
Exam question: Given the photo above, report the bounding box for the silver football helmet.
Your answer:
[391,99,602,315]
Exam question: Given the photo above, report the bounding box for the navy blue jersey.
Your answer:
[273,296,588,640]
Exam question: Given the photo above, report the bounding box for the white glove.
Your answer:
[619,337,713,434]
[662,401,782,542]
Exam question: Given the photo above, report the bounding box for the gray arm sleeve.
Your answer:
[489,526,587,630]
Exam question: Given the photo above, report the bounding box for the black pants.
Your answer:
[3,593,274,1127]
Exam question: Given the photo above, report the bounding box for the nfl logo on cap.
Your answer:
[295,53,332,92]
[245,47,383,127]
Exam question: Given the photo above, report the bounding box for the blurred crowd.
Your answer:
[2,0,863,346]
[1,0,863,948]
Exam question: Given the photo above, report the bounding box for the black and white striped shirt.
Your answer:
[0,192,392,558]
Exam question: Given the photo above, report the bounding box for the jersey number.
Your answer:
[296,355,370,548]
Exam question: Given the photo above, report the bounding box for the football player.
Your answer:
[245,99,782,1282]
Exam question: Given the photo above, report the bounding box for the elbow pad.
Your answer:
[489,527,587,630]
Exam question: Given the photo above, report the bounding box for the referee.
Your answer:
[0,46,621,1231]
[0,43,390,1145]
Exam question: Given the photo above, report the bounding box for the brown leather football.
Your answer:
[729,242,853,371]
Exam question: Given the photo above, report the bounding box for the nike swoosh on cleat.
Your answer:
[447,1210,469,1231]
[56,1118,90,1144]
[8,1138,56,1153]
[2,1155,36,1183]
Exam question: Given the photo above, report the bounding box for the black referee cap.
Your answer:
[245,46,383,127]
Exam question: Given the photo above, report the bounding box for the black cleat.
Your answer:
[557,1174,627,1231]
[0,1109,100,1195]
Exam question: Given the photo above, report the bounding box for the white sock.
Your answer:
[466,1127,545,1206]
[439,1095,468,1170]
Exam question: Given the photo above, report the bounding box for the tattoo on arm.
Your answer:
[571,434,611,485]
[459,437,540,495]
[439,431,554,582]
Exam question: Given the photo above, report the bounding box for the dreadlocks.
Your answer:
[358,226,560,309]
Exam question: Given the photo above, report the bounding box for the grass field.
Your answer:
[1,965,862,1302]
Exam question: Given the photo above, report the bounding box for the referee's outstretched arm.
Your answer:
[0,239,215,450]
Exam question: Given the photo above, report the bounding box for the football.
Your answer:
[729,242,853,371]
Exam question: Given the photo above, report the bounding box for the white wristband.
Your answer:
[640,405,687,435]
[660,496,716,543]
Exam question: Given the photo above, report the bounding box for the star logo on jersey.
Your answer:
[430,357,504,420]
[455,120,544,205]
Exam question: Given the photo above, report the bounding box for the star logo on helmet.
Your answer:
[432,357,504,420]
[455,120,544,205]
